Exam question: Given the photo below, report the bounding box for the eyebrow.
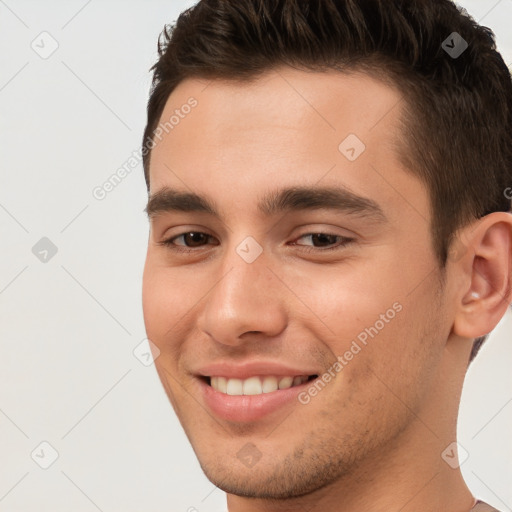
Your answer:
[145,185,386,223]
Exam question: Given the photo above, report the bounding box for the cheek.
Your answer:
[343,284,444,418]
[142,260,184,350]
[306,261,438,389]
[297,265,404,349]
[142,265,193,408]
[142,258,209,382]
[142,266,163,338]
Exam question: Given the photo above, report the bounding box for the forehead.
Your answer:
[152,68,403,159]
[148,67,429,226]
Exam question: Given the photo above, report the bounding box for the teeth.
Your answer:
[278,376,294,389]
[226,378,243,395]
[262,376,278,393]
[210,375,310,395]
[243,376,262,395]
[217,376,227,393]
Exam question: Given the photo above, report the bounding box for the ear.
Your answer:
[452,212,512,339]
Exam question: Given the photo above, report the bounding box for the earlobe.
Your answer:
[453,213,512,339]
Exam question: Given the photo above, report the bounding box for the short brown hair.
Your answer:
[142,0,512,361]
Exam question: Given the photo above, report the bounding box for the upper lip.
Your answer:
[195,360,319,379]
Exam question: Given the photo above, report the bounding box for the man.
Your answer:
[140,1,512,510]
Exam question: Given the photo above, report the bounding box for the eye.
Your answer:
[291,232,354,252]
[159,231,217,252]
[158,231,354,254]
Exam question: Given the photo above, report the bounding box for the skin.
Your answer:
[142,67,512,512]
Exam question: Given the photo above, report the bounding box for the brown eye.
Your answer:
[175,232,210,247]
[159,231,218,252]
[292,233,354,251]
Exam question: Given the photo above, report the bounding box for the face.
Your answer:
[142,68,453,499]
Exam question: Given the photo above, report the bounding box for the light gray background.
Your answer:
[1,1,511,511]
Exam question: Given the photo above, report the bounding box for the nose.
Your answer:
[196,241,288,347]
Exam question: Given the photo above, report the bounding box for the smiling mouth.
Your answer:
[203,375,318,396]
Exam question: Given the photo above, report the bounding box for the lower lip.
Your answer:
[199,378,314,422]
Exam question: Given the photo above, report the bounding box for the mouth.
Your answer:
[197,373,320,422]
[203,374,318,395]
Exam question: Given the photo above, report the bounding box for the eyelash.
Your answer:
[158,231,355,254]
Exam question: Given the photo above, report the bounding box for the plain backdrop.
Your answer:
[1,1,511,511]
